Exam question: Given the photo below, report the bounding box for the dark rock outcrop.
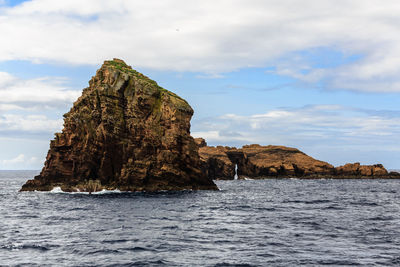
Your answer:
[334,163,391,177]
[21,59,218,192]
[197,139,398,179]
[196,139,235,180]
[198,142,334,179]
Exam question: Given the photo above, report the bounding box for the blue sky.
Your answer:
[0,0,399,169]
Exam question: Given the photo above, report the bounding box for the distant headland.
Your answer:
[195,138,400,180]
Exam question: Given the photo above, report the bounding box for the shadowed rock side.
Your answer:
[21,59,218,192]
[195,138,400,180]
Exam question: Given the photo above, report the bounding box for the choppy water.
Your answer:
[1,171,400,266]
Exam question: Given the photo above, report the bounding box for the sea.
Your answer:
[1,170,400,266]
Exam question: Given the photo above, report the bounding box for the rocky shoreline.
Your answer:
[196,138,400,180]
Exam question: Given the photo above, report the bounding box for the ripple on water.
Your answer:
[1,172,400,266]
[0,243,58,252]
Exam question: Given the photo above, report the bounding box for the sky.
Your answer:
[0,0,399,169]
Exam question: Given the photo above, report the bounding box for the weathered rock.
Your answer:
[389,171,400,178]
[199,143,335,179]
[238,144,335,178]
[335,163,389,177]
[194,137,207,148]
[197,144,236,180]
[21,59,218,192]
[198,141,395,179]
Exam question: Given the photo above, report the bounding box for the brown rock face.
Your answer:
[21,59,218,192]
[335,163,388,177]
[238,144,335,177]
[199,143,335,179]
[194,137,207,148]
[196,140,236,180]
[198,142,395,179]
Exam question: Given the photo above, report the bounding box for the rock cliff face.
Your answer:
[197,139,334,179]
[196,144,236,180]
[21,59,218,192]
[196,138,399,179]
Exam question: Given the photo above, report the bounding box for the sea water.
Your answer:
[1,170,400,266]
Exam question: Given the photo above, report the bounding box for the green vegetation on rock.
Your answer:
[105,59,188,103]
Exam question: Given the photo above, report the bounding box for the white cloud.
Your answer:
[0,153,44,169]
[27,156,41,165]
[0,71,76,137]
[0,114,63,133]
[1,1,400,91]
[0,71,80,110]
[192,105,400,149]
[2,153,25,164]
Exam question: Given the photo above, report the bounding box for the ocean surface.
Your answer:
[1,171,400,266]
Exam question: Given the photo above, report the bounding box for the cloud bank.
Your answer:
[0,72,80,110]
[0,114,62,134]
[1,0,400,92]
[0,153,43,169]
[0,71,76,135]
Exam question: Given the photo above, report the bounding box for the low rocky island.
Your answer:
[196,138,400,180]
[21,59,218,192]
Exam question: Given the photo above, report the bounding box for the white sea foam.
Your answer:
[48,187,124,194]
[50,186,63,193]
[92,189,122,194]
[234,164,238,180]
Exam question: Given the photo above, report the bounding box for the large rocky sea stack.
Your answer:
[21,59,218,192]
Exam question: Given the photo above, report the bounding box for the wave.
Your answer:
[49,187,124,194]
[1,243,57,251]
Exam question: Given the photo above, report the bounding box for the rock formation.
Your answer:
[197,139,334,179]
[335,163,388,177]
[21,59,218,192]
[197,144,236,180]
[196,138,400,179]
